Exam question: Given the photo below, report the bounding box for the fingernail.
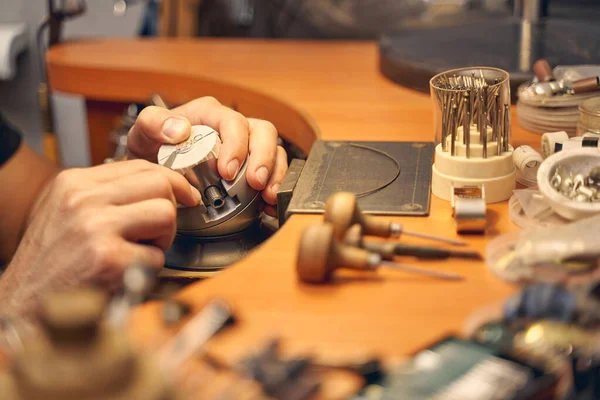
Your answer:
[162,117,188,140]
[256,166,269,188]
[271,183,280,195]
[190,185,202,204]
[227,159,240,180]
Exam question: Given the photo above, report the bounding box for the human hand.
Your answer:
[126,97,288,215]
[0,161,200,319]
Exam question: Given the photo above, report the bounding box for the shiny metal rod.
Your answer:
[401,228,468,246]
[380,261,464,281]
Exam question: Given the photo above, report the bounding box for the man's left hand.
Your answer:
[126,96,288,215]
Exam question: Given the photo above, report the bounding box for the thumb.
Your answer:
[127,106,192,161]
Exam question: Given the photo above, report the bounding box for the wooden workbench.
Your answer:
[47,39,542,396]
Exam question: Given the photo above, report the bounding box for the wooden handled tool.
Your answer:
[533,59,555,83]
[324,192,467,246]
[324,192,398,239]
[296,223,464,284]
[296,223,380,284]
[344,225,482,261]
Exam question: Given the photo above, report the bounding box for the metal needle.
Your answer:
[395,225,468,246]
[503,103,510,152]
[482,86,488,159]
[495,93,501,155]
[379,261,464,281]
[451,103,457,156]
[442,103,448,152]
[463,92,470,158]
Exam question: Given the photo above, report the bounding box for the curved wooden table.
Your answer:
[47,39,542,396]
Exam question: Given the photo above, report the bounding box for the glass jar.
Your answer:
[577,97,600,137]
[430,67,511,154]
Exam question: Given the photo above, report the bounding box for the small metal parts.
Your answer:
[537,148,600,220]
[324,192,466,246]
[518,63,600,136]
[549,167,600,203]
[524,58,600,98]
[451,184,486,234]
[296,223,464,284]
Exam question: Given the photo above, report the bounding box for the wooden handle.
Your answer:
[343,224,363,247]
[324,192,360,239]
[533,59,554,82]
[362,217,393,237]
[362,240,396,261]
[297,223,377,284]
[572,77,600,94]
[335,245,378,271]
[297,224,336,283]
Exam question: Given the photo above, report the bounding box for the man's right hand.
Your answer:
[0,159,200,319]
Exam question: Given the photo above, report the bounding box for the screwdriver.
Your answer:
[344,224,481,261]
[296,223,465,284]
[324,192,467,246]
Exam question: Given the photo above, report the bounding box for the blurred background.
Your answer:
[2,0,600,166]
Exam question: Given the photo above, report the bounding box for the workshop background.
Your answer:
[0,1,144,166]
[1,0,600,167]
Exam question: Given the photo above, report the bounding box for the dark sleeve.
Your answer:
[0,112,22,167]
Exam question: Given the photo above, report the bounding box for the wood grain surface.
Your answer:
[47,39,543,397]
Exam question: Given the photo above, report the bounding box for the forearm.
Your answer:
[0,143,57,263]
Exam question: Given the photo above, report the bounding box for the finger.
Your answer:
[92,242,165,287]
[127,106,192,161]
[264,204,277,218]
[93,170,202,207]
[84,161,201,206]
[114,199,177,251]
[246,119,278,191]
[171,97,249,181]
[261,146,288,205]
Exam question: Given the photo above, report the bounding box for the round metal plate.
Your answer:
[158,125,220,171]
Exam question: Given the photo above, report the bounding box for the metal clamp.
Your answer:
[451,184,486,234]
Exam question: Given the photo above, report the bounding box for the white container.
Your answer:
[537,148,600,220]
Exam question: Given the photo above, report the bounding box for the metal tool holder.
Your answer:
[158,125,261,237]
[430,67,516,203]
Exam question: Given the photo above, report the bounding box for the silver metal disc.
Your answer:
[158,125,220,171]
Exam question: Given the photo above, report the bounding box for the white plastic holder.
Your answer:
[431,128,516,203]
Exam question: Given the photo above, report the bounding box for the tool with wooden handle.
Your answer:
[343,225,482,261]
[324,192,467,246]
[533,59,555,83]
[296,223,464,284]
